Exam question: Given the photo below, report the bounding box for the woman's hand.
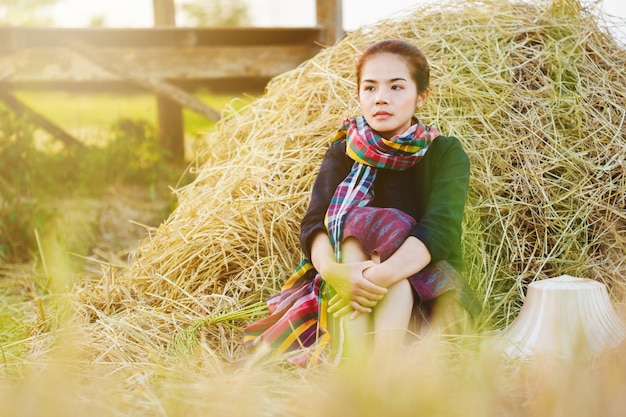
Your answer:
[322,260,387,316]
[329,261,392,319]
[309,231,387,319]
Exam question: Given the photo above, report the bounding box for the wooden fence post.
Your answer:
[152,0,185,163]
[316,0,343,47]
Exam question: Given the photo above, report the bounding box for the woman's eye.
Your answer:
[391,84,403,90]
[363,85,375,92]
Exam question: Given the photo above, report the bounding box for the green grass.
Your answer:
[13,90,249,141]
[0,88,255,262]
[0,101,187,261]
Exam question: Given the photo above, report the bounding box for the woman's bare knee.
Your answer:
[341,237,369,262]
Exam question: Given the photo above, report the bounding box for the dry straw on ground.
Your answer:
[74,0,625,365]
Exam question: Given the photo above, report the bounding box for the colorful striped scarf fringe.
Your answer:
[242,116,439,366]
[242,259,328,367]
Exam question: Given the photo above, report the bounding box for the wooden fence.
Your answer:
[0,0,343,161]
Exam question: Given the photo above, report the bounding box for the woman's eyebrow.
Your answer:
[361,77,408,83]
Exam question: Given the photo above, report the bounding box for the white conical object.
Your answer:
[500,275,625,359]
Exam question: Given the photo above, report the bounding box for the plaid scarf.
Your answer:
[325,115,439,260]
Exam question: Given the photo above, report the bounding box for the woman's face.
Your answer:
[358,53,428,139]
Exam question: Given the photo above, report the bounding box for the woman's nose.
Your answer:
[375,88,389,103]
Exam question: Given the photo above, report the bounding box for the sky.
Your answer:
[49,0,626,33]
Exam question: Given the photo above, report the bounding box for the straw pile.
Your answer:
[76,0,626,364]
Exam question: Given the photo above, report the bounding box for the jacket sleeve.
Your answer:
[409,137,470,265]
[299,141,352,259]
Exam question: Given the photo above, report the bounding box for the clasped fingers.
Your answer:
[327,291,385,319]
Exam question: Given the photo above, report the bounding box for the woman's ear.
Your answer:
[416,89,429,109]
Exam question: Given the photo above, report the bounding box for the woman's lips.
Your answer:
[373,111,392,119]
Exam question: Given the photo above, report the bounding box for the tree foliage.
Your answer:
[178,0,250,27]
[0,0,59,26]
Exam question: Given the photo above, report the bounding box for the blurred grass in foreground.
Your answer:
[1,312,625,417]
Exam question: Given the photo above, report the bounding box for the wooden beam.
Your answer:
[152,0,176,26]
[153,0,184,162]
[1,46,316,83]
[316,0,344,46]
[0,27,322,49]
[0,79,270,94]
[0,90,84,148]
[156,95,185,162]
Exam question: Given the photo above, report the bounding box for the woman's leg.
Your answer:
[372,278,413,354]
[336,237,372,359]
[332,237,415,359]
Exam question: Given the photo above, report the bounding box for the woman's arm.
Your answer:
[310,230,387,314]
[365,138,469,286]
[301,141,386,313]
[299,141,351,259]
[363,236,431,288]
[410,137,470,267]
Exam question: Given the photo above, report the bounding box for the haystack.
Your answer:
[76,0,626,364]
